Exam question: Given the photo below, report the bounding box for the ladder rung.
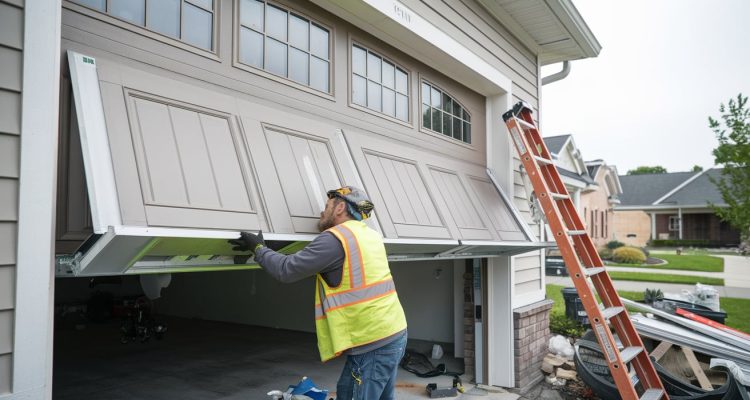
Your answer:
[620,346,644,364]
[550,193,569,200]
[584,267,606,276]
[533,155,553,165]
[640,389,664,400]
[567,230,587,236]
[515,118,537,130]
[601,306,624,320]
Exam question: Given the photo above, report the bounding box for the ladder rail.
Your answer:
[503,103,668,400]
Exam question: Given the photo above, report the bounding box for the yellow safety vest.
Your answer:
[315,220,407,361]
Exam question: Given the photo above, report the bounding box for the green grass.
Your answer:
[546,284,643,316]
[547,284,750,333]
[607,254,724,272]
[607,271,724,286]
[721,297,750,333]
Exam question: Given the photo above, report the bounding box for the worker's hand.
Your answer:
[228,231,265,254]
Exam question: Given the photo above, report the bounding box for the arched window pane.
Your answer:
[310,24,329,59]
[240,0,264,31]
[266,4,287,41]
[367,53,381,82]
[352,46,367,76]
[382,61,395,89]
[289,14,309,51]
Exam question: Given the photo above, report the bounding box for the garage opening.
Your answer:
[52,260,472,399]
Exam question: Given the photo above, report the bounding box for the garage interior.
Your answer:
[53,260,470,399]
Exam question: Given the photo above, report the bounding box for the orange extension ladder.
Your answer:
[503,102,667,400]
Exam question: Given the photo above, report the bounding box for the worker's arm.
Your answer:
[253,232,344,283]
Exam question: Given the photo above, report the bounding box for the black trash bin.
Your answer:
[561,287,589,326]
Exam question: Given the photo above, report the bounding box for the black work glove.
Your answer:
[229,231,265,254]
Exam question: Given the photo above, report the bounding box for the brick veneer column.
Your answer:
[513,299,554,391]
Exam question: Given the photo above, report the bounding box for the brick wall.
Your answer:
[513,299,554,391]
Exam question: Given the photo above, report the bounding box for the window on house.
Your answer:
[668,216,680,231]
[238,0,331,93]
[421,81,471,143]
[351,44,409,122]
[590,210,595,237]
[600,211,605,238]
[71,0,215,51]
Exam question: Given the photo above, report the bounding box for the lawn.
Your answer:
[546,284,750,333]
[606,271,724,286]
[607,254,724,272]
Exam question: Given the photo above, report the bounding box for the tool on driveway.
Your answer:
[425,377,464,398]
[267,376,328,400]
[503,102,668,400]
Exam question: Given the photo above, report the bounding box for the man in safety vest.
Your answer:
[230,186,408,400]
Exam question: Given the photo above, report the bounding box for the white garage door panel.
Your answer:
[468,176,527,241]
[429,167,492,240]
[236,99,364,235]
[364,152,449,239]
[95,59,266,231]
[344,129,527,242]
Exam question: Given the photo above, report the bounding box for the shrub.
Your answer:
[606,240,625,250]
[612,246,646,264]
[549,312,585,338]
[598,247,612,260]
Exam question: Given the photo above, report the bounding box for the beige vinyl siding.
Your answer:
[404,0,540,109]
[0,0,22,393]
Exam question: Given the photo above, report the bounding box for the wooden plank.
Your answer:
[649,340,672,361]
[681,346,712,390]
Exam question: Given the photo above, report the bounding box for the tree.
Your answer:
[691,165,704,172]
[627,165,667,175]
[708,94,750,242]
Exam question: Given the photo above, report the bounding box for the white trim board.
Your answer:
[13,0,62,398]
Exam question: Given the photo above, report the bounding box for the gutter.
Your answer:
[542,60,571,85]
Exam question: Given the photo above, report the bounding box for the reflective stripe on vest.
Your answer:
[329,224,364,288]
[315,278,396,319]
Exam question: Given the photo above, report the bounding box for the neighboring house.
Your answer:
[539,136,623,249]
[542,134,596,212]
[614,169,741,247]
[0,0,600,397]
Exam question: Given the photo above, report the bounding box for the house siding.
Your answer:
[613,210,650,247]
[0,0,22,393]
[403,0,539,108]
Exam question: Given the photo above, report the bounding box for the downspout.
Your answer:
[541,61,571,85]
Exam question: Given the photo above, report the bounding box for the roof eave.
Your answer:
[546,0,602,59]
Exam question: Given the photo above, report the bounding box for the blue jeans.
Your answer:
[335,333,407,400]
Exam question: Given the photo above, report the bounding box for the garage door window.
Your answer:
[421,81,471,144]
[70,0,215,51]
[238,0,331,93]
[351,44,409,122]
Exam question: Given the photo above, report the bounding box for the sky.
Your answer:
[540,0,750,175]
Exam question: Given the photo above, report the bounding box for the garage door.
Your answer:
[62,51,542,277]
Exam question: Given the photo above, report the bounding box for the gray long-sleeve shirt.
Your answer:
[253,230,407,355]
[253,231,345,286]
